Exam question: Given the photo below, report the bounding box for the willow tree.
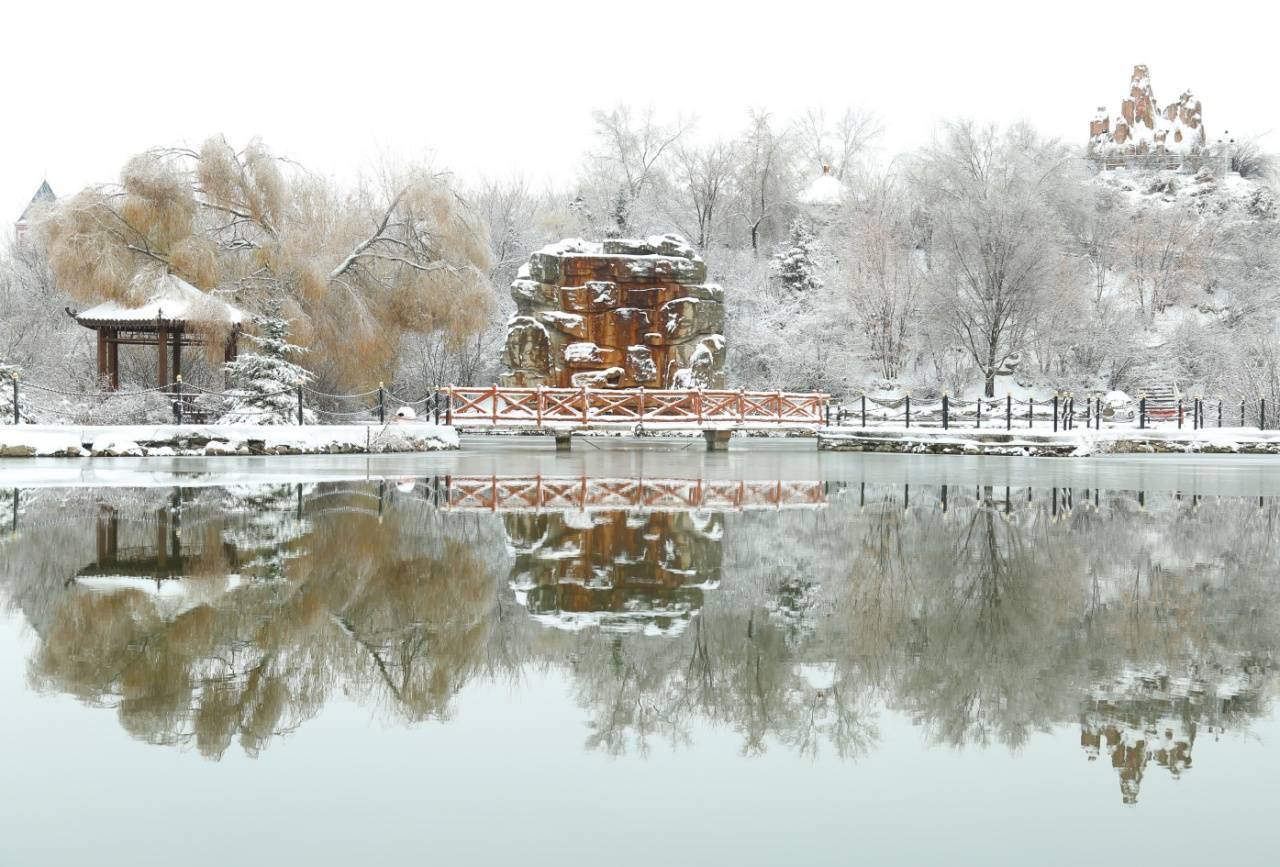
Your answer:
[38,138,494,388]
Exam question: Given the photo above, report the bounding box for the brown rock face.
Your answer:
[1088,64,1205,159]
[501,235,726,389]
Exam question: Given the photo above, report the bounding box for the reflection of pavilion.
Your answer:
[82,503,235,582]
[1079,666,1267,804]
[506,510,724,636]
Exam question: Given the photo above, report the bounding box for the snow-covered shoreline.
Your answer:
[0,423,459,458]
[818,426,1280,457]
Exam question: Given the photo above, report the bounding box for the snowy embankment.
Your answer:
[818,426,1280,458]
[0,423,459,458]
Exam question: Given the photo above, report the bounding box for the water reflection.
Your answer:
[1,477,1277,805]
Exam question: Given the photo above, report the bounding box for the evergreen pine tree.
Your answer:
[773,218,823,292]
[219,304,316,425]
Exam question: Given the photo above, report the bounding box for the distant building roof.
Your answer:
[797,166,844,207]
[17,180,55,223]
[76,272,244,328]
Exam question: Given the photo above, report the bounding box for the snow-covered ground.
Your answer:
[819,424,1280,457]
[0,422,459,457]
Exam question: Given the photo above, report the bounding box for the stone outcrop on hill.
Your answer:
[1089,64,1205,158]
[502,235,726,389]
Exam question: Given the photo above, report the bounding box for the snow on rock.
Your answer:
[564,342,603,364]
[89,436,144,457]
[1088,64,1205,159]
[0,429,86,457]
[502,235,725,389]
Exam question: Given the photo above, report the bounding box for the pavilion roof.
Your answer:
[76,272,244,329]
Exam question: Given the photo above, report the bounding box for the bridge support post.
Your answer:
[554,431,572,451]
[703,429,732,452]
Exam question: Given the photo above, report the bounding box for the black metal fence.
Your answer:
[831,393,1274,432]
[2,374,448,426]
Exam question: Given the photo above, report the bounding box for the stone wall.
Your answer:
[501,235,726,389]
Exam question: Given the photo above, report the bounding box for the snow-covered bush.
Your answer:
[219,305,316,425]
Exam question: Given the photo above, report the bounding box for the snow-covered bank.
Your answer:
[818,426,1280,457]
[0,423,459,458]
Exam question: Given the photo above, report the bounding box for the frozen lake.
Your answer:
[2,441,1279,866]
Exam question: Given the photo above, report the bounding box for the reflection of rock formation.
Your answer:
[1089,64,1205,161]
[1080,664,1269,804]
[506,510,722,635]
[502,235,725,389]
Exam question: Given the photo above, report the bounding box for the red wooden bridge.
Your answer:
[445,386,829,431]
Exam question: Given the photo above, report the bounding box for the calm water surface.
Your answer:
[2,442,1279,866]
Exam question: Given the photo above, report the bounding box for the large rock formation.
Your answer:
[1089,64,1205,159]
[501,235,726,389]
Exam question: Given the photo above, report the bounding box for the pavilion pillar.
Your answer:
[96,330,107,383]
[157,325,169,388]
[172,330,182,383]
[108,329,120,390]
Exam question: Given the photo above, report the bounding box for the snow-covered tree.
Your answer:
[219,306,316,425]
[911,121,1078,396]
[773,218,823,293]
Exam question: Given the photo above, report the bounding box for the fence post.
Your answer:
[905,393,911,429]
[1218,400,1222,428]
[1139,394,1146,430]
[1006,394,1012,430]
[1240,399,1245,428]
[297,384,304,425]
[378,382,385,424]
[175,375,184,425]
[445,386,453,426]
[1262,397,1267,431]
[537,385,544,427]
[1096,396,1102,430]
[1053,393,1059,432]
[11,374,18,425]
[433,390,441,425]
[861,393,867,428]
[942,392,949,430]
[1028,398,1034,429]
[580,385,589,424]
[1177,399,1183,429]
[976,396,982,429]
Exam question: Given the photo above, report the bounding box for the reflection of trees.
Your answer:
[2,481,1278,786]
[15,485,504,759]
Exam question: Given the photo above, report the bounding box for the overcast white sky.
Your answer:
[2,0,1275,223]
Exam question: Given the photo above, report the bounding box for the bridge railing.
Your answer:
[444,386,829,426]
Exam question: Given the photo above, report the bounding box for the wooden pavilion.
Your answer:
[72,273,244,389]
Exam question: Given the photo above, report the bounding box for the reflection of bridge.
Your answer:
[435,476,828,513]
[444,386,828,448]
